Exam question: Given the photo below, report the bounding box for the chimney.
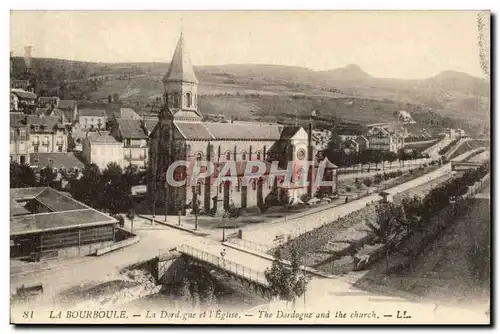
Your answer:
[24,46,33,69]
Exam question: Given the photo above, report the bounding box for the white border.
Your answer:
[2,1,498,333]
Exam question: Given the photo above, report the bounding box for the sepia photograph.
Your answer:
[8,10,491,325]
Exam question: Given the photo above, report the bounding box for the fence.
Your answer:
[227,238,273,254]
[177,244,268,287]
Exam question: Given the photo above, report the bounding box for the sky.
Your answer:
[10,10,489,79]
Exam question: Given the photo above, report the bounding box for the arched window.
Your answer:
[173,93,180,108]
[256,151,261,160]
[186,92,192,108]
[196,152,203,161]
[241,151,247,161]
[252,179,257,191]
[225,151,231,161]
[197,181,202,195]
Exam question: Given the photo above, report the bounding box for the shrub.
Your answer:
[363,178,373,187]
[300,194,312,203]
[345,186,352,192]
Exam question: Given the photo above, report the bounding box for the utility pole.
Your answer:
[303,252,307,309]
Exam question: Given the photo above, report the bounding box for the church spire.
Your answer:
[163,31,199,85]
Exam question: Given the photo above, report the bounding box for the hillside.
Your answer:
[10,56,490,129]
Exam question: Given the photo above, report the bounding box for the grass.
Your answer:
[353,197,490,305]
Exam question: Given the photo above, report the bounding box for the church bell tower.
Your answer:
[162,32,201,121]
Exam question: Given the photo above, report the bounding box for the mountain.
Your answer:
[317,64,372,81]
[418,70,489,96]
[10,56,490,126]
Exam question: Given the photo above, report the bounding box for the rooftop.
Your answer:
[10,187,116,235]
[29,152,85,170]
[117,119,148,139]
[11,88,37,100]
[163,32,199,85]
[79,108,107,118]
[115,108,140,120]
[172,121,284,141]
[58,100,77,110]
[88,134,122,144]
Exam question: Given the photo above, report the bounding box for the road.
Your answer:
[241,162,453,247]
[468,150,490,163]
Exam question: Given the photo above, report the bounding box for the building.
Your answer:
[82,132,124,170]
[142,116,159,136]
[11,79,32,91]
[113,107,141,121]
[10,187,118,260]
[26,115,68,154]
[367,127,405,153]
[147,32,337,215]
[38,96,60,108]
[58,100,79,125]
[111,119,149,169]
[29,152,84,174]
[11,89,37,109]
[11,92,19,111]
[338,134,369,153]
[10,112,30,165]
[78,109,107,131]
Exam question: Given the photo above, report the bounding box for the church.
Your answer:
[147,32,338,215]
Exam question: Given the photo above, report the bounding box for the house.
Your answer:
[367,127,405,153]
[38,96,60,108]
[26,115,68,154]
[10,187,118,260]
[337,134,369,153]
[58,100,79,125]
[78,109,107,131]
[11,79,32,91]
[11,89,37,108]
[29,152,84,175]
[82,133,124,170]
[10,112,30,165]
[113,107,141,121]
[11,93,19,111]
[141,116,158,136]
[111,119,149,169]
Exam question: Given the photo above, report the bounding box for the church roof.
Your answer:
[204,122,282,141]
[175,121,214,140]
[172,121,283,141]
[279,126,302,140]
[163,33,199,85]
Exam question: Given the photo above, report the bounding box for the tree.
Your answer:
[70,163,101,208]
[264,244,308,307]
[400,195,424,233]
[386,152,398,169]
[108,94,112,103]
[327,133,343,151]
[114,214,125,228]
[367,202,407,245]
[38,166,56,186]
[126,208,136,234]
[101,162,131,214]
[10,162,36,188]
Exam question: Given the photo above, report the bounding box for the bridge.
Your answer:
[156,244,273,297]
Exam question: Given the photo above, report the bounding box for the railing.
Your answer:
[227,238,273,254]
[177,244,268,287]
